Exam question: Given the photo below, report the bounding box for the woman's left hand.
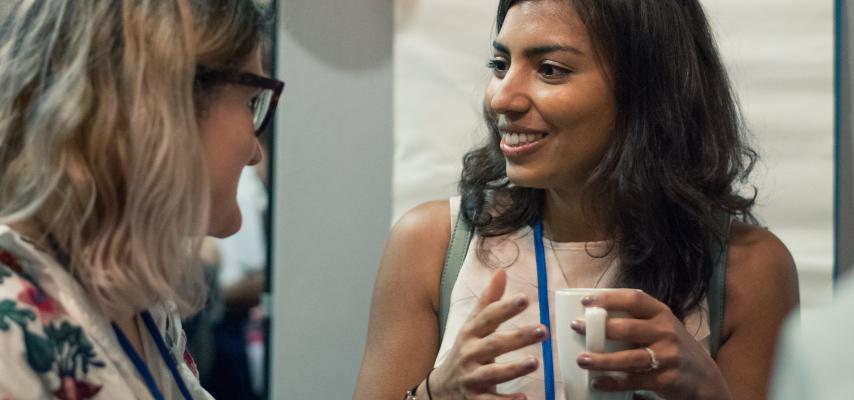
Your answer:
[571,290,732,400]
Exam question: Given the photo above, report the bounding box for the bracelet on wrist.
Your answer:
[403,368,436,400]
[425,368,435,400]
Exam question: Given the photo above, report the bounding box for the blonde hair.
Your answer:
[0,0,266,319]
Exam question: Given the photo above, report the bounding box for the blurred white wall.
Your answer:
[272,1,393,398]
[393,0,498,218]
[703,0,835,308]
[392,0,835,308]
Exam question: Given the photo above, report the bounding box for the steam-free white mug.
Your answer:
[555,288,634,400]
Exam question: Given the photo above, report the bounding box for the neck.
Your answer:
[9,220,44,241]
[541,187,607,243]
[114,314,148,363]
[8,220,54,254]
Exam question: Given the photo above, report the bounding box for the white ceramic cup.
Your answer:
[555,288,634,400]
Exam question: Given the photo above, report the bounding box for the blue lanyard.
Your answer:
[45,236,194,399]
[112,311,193,400]
[533,222,556,400]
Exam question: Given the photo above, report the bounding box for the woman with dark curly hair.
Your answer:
[356,1,798,399]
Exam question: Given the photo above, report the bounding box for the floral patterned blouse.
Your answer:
[0,225,213,400]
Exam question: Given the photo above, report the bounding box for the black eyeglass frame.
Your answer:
[195,66,285,135]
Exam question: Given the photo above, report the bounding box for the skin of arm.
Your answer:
[716,222,800,399]
[354,201,450,399]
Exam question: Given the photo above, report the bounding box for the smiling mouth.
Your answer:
[500,130,548,147]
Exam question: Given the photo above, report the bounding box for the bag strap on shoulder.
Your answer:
[708,211,732,360]
[438,209,473,340]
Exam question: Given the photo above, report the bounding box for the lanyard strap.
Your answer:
[46,235,193,399]
[533,223,556,400]
[141,311,194,400]
[112,320,166,400]
[112,312,193,400]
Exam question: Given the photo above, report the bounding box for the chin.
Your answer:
[506,164,550,189]
[208,208,243,238]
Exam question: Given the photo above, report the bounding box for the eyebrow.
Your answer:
[493,41,584,58]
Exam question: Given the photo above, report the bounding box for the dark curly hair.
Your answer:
[460,0,758,320]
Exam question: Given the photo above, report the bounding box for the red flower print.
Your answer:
[183,349,199,378]
[17,280,62,322]
[0,250,22,274]
[53,376,102,400]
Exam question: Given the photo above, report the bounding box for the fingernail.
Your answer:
[570,320,585,333]
[525,357,538,370]
[515,295,528,308]
[532,326,546,339]
[581,296,595,306]
[577,354,592,368]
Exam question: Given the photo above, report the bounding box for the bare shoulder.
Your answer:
[391,200,452,246]
[727,221,798,291]
[380,200,452,310]
[723,221,799,337]
[354,201,453,397]
[387,200,452,270]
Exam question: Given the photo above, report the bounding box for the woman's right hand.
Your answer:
[429,269,547,400]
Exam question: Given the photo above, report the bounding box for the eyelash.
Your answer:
[487,58,573,80]
[538,63,572,79]
[487,58,508,74]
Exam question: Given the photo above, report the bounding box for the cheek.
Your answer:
[200,143,247,237]
[538,94,615,176]
[552,82,614,139]
[198,103,257,204]
[200,102,257,162]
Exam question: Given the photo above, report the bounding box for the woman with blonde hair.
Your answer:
[0,0,282,398]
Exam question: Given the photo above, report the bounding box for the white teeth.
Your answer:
[502,131,545,147]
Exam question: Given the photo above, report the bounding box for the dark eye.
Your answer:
[538,63,571,79]
[487,58,509,77]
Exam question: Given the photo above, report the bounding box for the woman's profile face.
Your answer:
[485,0,615,191]
[198,48,265,238]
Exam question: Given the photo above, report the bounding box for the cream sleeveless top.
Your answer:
[434,198,710,399]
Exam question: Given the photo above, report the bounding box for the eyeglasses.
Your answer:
[195,66,285,135]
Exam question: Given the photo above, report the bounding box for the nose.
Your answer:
[488,69,531,117]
